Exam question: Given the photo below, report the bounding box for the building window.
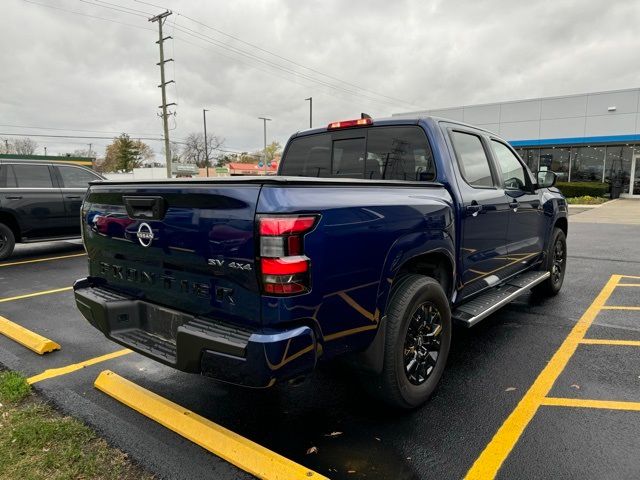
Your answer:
[539,147,570,182]
[571,146,605,183]
[520,148,539,172]
[604,145,632,187]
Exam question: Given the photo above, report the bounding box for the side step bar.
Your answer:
[453,270,550,327]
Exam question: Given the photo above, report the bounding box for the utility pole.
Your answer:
[258,117,271,175]
[4,139,9,153]
[149,10,176,178]
[88,143,92,158]
[44,146,47,156]
[203,109,209,177]
[305,97,312,128]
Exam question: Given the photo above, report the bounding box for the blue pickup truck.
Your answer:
[74,116,567,408]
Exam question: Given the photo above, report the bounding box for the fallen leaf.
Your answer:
[570,384,580,389]
[306,446,318,455]
[505,387,516,392]
[374,437,381,441]
[42,448,50,452]
[325,431,343,437]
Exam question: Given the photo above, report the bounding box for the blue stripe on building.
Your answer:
[510,134,640,147]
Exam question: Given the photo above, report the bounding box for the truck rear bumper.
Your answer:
[73,277,318,388]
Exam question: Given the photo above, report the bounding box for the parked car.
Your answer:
[74,116,567,408]
[0,159,103,259]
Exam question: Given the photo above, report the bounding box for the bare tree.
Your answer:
[182,132,225,168]
[13,138,38,155]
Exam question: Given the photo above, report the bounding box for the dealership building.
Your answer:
[394,87,640,197]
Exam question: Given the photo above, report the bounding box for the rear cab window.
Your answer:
[280,126,436,181]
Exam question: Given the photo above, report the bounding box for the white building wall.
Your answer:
[394,87,640,142]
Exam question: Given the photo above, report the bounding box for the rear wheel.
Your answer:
[533,227,566,296]
[0,223,16,261]
[374,274,451,409]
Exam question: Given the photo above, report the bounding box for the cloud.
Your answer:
[1,0,639,157]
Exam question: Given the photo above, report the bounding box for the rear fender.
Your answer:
[355,232,455,374]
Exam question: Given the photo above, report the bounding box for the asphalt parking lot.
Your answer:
[1,216,639,479]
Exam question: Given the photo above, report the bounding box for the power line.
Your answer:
[21,0,155,31]
[0,132,166,141]
[75,0,422,109]
[175,11,422,109]
[0,123,162,136]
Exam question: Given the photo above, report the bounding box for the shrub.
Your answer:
[556,181,609,198]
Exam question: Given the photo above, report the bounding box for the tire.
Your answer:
[533,227,567,297]
[373,274,452,409]
[0,223,16,261]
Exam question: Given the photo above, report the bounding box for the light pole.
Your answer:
[203,109,210,177]
[44,146,47,156]
[258,117,271,175]
[305,97,312,128]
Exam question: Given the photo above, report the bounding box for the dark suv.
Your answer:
[0,158,103,260]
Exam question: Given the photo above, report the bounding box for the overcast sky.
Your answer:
[2,0,639,159]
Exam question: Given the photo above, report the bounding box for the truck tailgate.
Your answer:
[82,184,261,327]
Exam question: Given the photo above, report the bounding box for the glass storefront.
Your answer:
[539,147,571,182]
[514,143,640,196]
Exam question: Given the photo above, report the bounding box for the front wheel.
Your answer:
[374,274,452,409]
[533,227,567,296]
[0,223,16,261]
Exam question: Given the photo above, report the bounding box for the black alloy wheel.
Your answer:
[0,223,16,261]
[533,227,566,296]
[403,302,443,385]
[551,235,566,287]
[370,274,452,409]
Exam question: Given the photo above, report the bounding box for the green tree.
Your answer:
[103,134,153,172]
[263,141,282,164]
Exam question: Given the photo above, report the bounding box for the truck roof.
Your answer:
[290,115,498,139]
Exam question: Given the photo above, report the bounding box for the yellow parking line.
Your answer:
[620,274,640,280]
[464,274,621,480]
[0,286,72,303]
[580,338,640,347]
[601,306,640,311]
[28,349,131,384]
[542,397,640,412]
[0,314,60,354]
[617,283,640,287]
[94,370,328,480]
[0,252,86,267]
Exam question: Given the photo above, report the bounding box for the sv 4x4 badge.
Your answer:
[207,258,252,271]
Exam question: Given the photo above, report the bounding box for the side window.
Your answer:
[491,140,528,190]
[12,164,54,188]
[58,166,100,188]
[6,166,17,187]
[450,131,494,188]
[366,127,436,181]
[0,165,18,188]
[331,138,365,177]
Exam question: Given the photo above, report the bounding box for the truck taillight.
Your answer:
[258,215,318,295]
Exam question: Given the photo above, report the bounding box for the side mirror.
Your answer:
[536,170,557,189]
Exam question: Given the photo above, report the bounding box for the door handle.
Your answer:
[5,195,22,200]
[65,195,82,200]
[466,203,483,217]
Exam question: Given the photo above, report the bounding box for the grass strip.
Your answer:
[0,371,151,480]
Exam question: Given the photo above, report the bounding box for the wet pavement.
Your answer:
[0,219,639,480]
